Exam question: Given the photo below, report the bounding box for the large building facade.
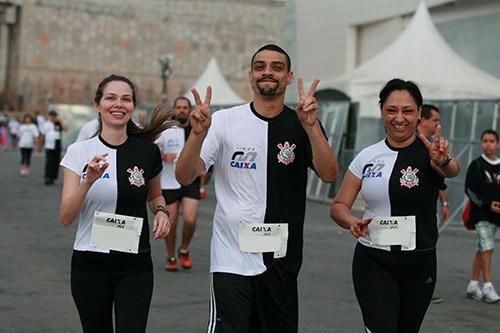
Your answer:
[0,0,285,112]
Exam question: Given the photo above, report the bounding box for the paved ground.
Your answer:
[1,149,499,332]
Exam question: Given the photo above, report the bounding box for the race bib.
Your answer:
[90,211,143,254]
[239,223,289,258]
[368,216,416,251]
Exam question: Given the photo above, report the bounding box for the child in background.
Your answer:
[0,121,8,150]
[465,129,500,303]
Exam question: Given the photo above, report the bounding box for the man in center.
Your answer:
[156,97,201,271]
[176,44,338,333]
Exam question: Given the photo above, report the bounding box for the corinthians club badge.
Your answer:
[127,166,145,187]
[277,141,296,165]
[400,166,419,188]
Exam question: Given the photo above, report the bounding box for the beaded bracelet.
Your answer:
[155,205,170,217]
[438,154,452,168]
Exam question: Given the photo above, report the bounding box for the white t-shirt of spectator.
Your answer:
[8,119,20,136]
[155,126,185,190]
[36,115,46,129]
[17,124,39,148]
[76,118,99,142]
[40,121,60,149]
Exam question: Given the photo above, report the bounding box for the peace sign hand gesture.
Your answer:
[296,77,320,128]
[419,125,450,167]
[190,86,212,137]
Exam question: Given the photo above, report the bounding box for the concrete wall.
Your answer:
[1,0,285,111]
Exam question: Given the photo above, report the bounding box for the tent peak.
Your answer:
[183,57,245,106]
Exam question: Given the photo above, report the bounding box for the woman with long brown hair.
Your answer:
[59,74,173,333]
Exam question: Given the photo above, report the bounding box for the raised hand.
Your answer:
[84,153,109,185]
[419,125,450,166]
[190,86,212,136]
[296,77,320,127]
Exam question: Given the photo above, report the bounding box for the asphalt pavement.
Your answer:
[0,149,499,332]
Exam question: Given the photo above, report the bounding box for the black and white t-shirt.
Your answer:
[465,154,500,226]
[201,103,315,276]
[349,137,443,251]
[60,135,162,253]
[41,121,63,150]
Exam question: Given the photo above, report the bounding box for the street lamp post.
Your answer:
[159,54,173,103]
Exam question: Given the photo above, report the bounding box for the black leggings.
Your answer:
[71,254,153,333]
[20,148,33,166]
[352,243,436,333]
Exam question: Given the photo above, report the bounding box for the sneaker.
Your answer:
[199,189,207,199]
[466,282,483,301]
[483,284,500,303]
[178,248,192,269]
[165,257,178,271]
[430,296,443,304]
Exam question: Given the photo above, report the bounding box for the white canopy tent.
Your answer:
[183,57,245,106]
[322,1,500,117]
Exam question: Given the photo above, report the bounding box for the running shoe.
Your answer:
[482,284,500,303]
[178,248,192,269]
[466,282,483,301]
[165,257,178,271]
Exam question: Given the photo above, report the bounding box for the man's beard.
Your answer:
[256,75,280,97]
[258,86,278,96]
[176,115,189,126]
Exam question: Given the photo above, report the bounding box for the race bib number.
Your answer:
[90,211,143,254]
[368,216,416,251]
[239,223,289,258]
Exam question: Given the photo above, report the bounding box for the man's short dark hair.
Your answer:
[421,104,439,120]
[173,96,192,109]
[250,44,291,72]
[481,129,499,142]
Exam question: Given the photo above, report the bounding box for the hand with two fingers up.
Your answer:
[419,125,460,177]
[295,77,320,128]
[190,86,213,137]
